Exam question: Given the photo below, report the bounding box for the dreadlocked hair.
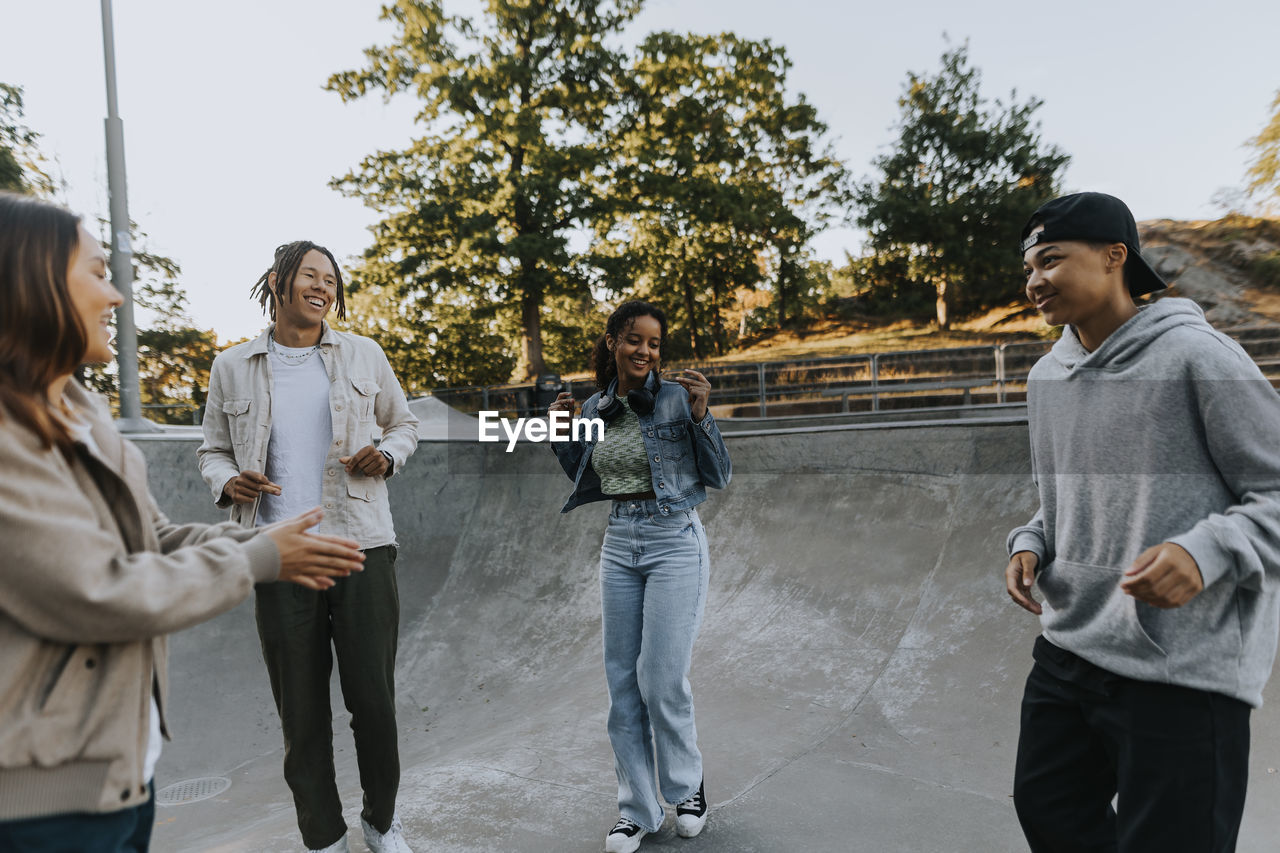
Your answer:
[250,240,346,321]
[592,300,668,391]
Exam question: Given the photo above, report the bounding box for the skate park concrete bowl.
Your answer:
[127,409,1280,852]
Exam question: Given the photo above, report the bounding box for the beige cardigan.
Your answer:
[0,381,279,820]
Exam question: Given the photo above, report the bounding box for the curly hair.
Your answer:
[592,300,668,390]
[250,240,346,321]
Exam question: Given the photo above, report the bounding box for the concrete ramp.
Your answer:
[130,420,1280,852]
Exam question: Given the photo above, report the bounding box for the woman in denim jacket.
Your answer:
[549,301,731,853]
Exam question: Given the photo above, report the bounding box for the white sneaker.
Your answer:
[604,816,648,853]
[675,780,708,838]
[362,813,414,853]
[308,835,350,853]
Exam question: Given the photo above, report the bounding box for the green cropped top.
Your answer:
[591,397,651,495]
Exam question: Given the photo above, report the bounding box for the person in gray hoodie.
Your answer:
[1004,192,1280,853]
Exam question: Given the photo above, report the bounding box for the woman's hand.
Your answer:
[673,369,711,421]
[548,391,576,418]
[263,508,365,591]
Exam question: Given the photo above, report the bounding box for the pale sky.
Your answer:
[2,0,1277,343]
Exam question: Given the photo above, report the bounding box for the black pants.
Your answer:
[1014,642,1251,853]
[255,544,401,850]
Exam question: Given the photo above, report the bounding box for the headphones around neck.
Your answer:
[597,370,658,421]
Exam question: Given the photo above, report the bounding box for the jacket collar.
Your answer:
[243,322,337,358]
[63,380,125,471]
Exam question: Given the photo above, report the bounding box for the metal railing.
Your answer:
[141,402,202,425]
[426,326,1280,419]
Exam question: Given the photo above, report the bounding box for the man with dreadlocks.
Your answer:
[198,241,418,853]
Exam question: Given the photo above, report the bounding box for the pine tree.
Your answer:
[856,44,1068,329]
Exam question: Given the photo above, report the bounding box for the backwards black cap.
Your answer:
[1019,192,1167,297]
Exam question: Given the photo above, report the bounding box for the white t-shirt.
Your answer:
[256,344,333,526]
[66,409,163,783]
[144,695,162,784]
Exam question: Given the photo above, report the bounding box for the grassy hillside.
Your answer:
[703,214,1280,366]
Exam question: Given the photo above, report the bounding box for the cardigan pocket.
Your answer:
[37,647,77,712]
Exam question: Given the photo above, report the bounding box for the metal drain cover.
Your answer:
[155,776,231,807]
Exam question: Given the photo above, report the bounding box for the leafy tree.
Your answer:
[341,281,516,391]
[328,0,642,380]
[0,83,56,196]
[3,84,212,421]
[81,224,219,424]
[536,288,612,376]
[855,43,1068,329]
[1245,89,1280,214]
[597,32,848,357]
[831,250,934,320]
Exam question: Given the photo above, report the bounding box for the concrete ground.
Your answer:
[129,412,1280,852]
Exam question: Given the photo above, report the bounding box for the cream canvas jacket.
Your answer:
[0,381,280,820]
[197,324,419,547]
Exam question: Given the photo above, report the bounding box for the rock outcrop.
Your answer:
[1140,217,1280,327]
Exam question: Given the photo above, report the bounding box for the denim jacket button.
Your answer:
[653,455,660,463]
[658,482,665,489]
[660,506,670,515]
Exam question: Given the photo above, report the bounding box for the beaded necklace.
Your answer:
[268,332,321,364]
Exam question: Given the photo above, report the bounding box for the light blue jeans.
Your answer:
[600,499,710,832]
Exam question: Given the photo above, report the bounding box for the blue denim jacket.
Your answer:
[552,373,731,514]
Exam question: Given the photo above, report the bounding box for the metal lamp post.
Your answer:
[100,0,154,431]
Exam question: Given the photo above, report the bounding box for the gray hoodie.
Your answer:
[1008,297,1280,706]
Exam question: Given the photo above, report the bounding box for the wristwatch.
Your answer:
[379,450,394,475]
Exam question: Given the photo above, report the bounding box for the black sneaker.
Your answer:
[675,780,708,838]
[604,816,648,853]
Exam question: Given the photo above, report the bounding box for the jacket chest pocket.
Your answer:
[656,422,689,462]
[221,399,257,449]
[349,378,379,421]
[347,480,376,502]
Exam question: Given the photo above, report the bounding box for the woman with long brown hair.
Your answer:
[0,192,365,852]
